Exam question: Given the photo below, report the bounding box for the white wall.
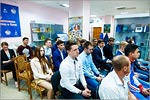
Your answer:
[1,0,68,48]
[90,15,115,39]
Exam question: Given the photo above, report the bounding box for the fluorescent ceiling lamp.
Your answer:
[61,4,69,7]
[90,15,97,17]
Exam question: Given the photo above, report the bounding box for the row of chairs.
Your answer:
[1,55,100,99]
[1,55,54,99]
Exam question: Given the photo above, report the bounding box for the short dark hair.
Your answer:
[56,40,64,46]
[127,38,134,44]
[1,42,8,47]
[55,36,60,41]
[108,37,115,42]
[44,38,51,44]
[97,39,104,44]
[65,40,77,51]
[124,44,138,56]
[23,37,29,41]
[80,39,86,44]
[83,41,93,49]
[92,38,97,42]
[112,55,129,71]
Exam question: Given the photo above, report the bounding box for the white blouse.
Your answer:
[30,57,52,80]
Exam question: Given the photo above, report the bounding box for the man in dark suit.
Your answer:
[103,37,115,60]
[52,40,67,72]
[52,36,60,54]
[92,39,112,72]
[78,39,86,54]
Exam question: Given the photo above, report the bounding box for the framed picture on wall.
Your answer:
[104,24,111,33]
[68,16,83,41]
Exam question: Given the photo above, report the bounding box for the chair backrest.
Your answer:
[50,56,54,71]
[51,71,61,95]
[27,62,34,82]
[14,55,27,73]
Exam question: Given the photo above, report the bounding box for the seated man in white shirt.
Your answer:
[59,40,95,99]
[99,55,137,99]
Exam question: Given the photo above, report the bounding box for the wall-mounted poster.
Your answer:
[0,3,21,38]
[104,24,111,33]
[68,16,83,41]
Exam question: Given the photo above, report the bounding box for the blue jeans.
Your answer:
[86,78,99,90]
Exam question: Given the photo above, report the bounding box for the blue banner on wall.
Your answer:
[0,3,21,38]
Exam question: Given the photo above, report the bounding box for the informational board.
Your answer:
[0,3,21,38]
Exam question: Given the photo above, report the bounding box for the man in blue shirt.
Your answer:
[79,41,103,90]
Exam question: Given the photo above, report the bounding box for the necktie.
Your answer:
[74,60,77,79]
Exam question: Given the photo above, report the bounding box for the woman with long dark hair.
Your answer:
[30,46,53,99]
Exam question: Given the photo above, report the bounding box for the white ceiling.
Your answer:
[16,0,150,16]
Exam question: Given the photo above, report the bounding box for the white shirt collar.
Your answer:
[112,70,124,86]
[67,55,76,62]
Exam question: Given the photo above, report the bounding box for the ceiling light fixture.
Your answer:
[116,6,136,10]
[116,6,126,10]
[59,4,69,7]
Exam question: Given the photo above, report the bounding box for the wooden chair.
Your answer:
[14,55,30,92]
[1,70,12,86]
[26,62,46,99]
[50,56,54,71]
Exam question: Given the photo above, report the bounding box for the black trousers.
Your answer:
[98,63,113,72]
[1,61,17,81]
[61,81,96,99]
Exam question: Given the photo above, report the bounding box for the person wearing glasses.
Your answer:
[79,41,103,90]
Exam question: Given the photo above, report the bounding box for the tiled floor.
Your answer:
[0,72,47,100]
